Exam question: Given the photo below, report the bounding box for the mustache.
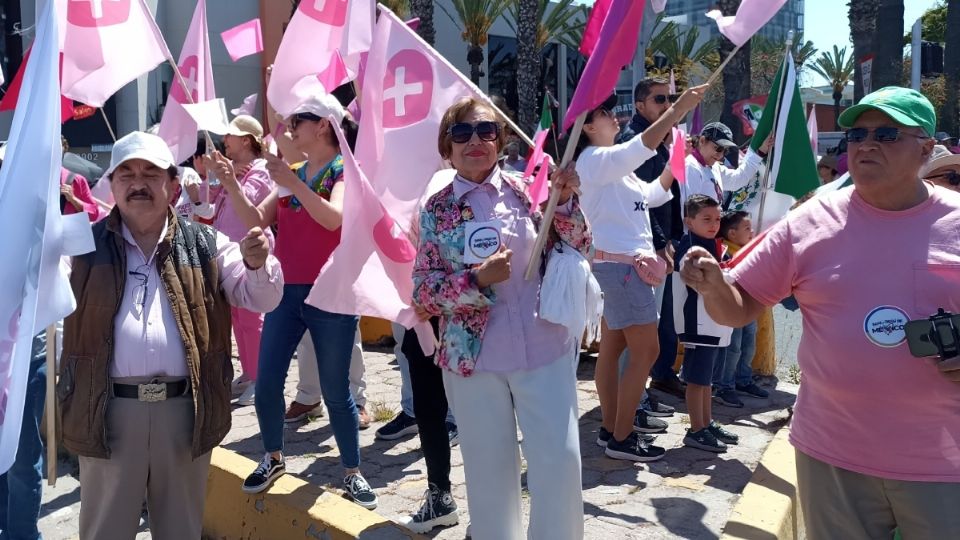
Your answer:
[127,189,153,201]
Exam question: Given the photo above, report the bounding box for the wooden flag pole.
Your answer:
[524,112,587,280]
[704,43,744,87]
[45,324,57,487]
[99,109,117,142]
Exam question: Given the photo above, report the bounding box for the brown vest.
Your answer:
[58,209,233,458]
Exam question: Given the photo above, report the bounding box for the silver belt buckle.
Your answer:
[138,382,167,402]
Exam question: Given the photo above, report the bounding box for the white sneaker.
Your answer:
[236,384,256,406]
[231,374,252,395]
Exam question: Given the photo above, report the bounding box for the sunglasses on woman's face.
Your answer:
[448,121,500,144]
[650,94,679,105]
[288,113,323,130]
[844,127,928,144]
[586,108,614,124]
[927,170,960,186]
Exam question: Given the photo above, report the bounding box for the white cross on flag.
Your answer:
[355,6,489,235]
[59,0,169,107]
[267,0,374,117]
[157,0,216,163]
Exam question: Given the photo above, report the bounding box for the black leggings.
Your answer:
[401,320,452,492]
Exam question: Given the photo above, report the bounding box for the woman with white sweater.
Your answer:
[681,122,772,214]
[575,86,706,462]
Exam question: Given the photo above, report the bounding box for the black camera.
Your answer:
[905,309,960,360]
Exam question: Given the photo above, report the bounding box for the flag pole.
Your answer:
[45,324,57,487]
[755,31,794,233]
[99,109,117,142]
[705,43,744,87]
[524,111,586,280]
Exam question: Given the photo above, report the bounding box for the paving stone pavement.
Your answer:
[38,313,801,539]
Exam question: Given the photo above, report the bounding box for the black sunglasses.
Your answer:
[289,112,323,130]
[845,127,929,144]
[448,121,500,144]
[927,170,960,186]
[651,94,679,105]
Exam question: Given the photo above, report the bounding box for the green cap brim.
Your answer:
[838,103,927,133]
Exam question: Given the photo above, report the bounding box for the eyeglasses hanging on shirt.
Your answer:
[128,263,151,316]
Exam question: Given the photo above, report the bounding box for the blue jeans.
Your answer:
[255,285,360,468]
[651,273,680,382]
[712,322,758,391]
[0,333,47,540]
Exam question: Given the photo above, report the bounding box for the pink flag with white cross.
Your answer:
[307,119,422,331]
[157,0,216,164]
[267,0,374,117]
[60,0,169,107]
[355,6,489,235]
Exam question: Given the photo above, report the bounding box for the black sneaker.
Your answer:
[375,411,419,440]
[401,483,460,533]
[650,376,685,398]
[737,382,770,398]
[597,426,654,447]
[633,409,668,433]
[641,393,675,417]
[446,422,460,447]
[242,453,285,494]
[683,428,727,453]
[344,473,378,509]
[713,388,745,408]
[708,421,739,445]
[605,432,666,462]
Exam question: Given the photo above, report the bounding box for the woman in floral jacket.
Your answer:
[412,97,592,540]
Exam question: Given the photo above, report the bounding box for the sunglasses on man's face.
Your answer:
[448,121,500,144]
[650,94,679,105]
[844,127,929,144]
[927,170,960,186]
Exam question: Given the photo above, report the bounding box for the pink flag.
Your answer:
[579,0,611,57]
[651,0,668,12]
[527,155,552,211]
[157,0,216,164]
[60,0,169,107]
[690,103,704,135]
[220,18,263,62]
[706,0,788,47]
[317,50,349,94]
[355,7,489,233]
[565,0,645,130]
[807,104,818,155]
[267,0,374,117]
[231,93,258,116]
[522,129,549,181]
[306,120,421,330]
[669,127,687,185]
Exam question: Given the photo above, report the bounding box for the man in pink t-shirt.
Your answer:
[680,87,960,538]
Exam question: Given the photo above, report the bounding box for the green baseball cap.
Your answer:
[838,86,937,136]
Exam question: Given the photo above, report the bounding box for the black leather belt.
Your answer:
[113,380,190,402]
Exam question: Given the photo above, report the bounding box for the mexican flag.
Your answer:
[534,93,553,141]
[727,51,820,231]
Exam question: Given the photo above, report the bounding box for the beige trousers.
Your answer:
[79,377,211,540]
[796,449,960,540]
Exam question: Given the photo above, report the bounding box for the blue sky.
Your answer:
[573,0,942,87]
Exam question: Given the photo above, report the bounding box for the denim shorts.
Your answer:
[592,262,659,330]
[681,345,721,386]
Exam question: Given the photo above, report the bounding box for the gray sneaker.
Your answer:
[683,427,727,453]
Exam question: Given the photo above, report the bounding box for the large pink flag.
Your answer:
[306,120,421,330]
[565,0,645,130]
[356,7,489,234]
[60,0,169,107]
[157,0,216,164]
[267,0,374,117]
[578,0,611,57]
[706,0,788,47]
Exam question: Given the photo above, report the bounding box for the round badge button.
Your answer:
[863,305,909,348]
[467,226,501,260]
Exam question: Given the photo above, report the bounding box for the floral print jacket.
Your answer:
[412,170,592,377]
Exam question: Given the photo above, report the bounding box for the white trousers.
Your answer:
[442,354,584,540]
[295,323,367,407]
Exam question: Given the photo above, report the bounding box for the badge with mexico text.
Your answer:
[464,221,502,264]
[863,305,909,348]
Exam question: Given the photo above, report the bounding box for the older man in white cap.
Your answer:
[59,131,283,540]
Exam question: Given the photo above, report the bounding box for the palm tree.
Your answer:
[943,0,960,135]
[409,0,436,45]
[647,24,720,89]
[849,0,879,101]
[750,33,817,94]
[716,0,752,142]
[873,0,904,91]
[438,0,512,85]
[506,0,587,131]
[809,46,855,129]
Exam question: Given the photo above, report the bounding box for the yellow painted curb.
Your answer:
[203,448,425,539]
[721,427,803,540]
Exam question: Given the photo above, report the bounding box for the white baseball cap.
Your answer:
[290,93,346,125]
[106,131,176,177]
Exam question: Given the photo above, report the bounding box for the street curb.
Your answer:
[721,427,804,540]
[203,448,425,540]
